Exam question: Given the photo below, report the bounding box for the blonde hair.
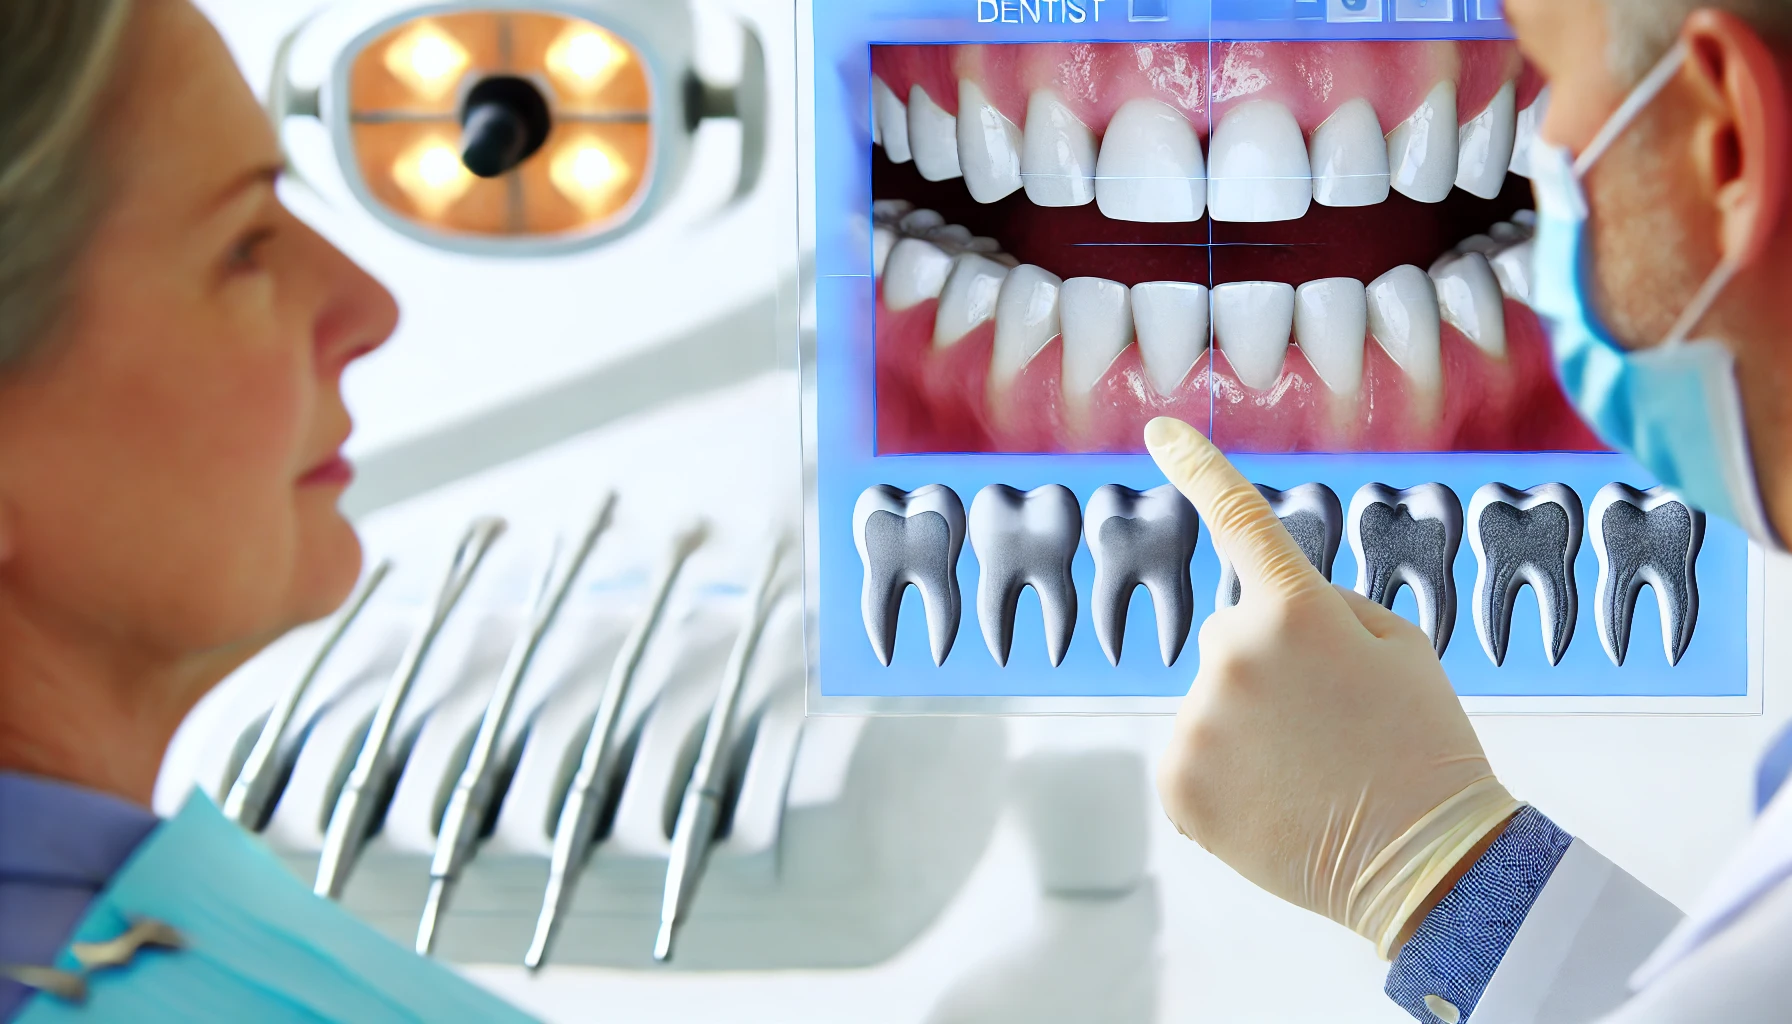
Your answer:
[1608,1,1792,82]
[0,1,133,367]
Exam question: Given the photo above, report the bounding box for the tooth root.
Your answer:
[1209,100,1312,223]
[854,485,966,667]
[1021,90,1098,208]
[969,485,1082,668]
[1213,281,1295,390]
[1060,278,1135,398]
[1084,485,1201,667]
[1430,252,1508,359]
[934,254,1011,349]
[1367,265,1443,393]
[1491,241,1534,304]
[1469,484,1584,667]
[1388,80,1458,204]
[1293,277,1367,395]
[990,264,1064,393]
[873,76,912,164]
[1349,483,1464,656]
[1132,282,1209,397]
[1309,98,1390,208]
[1509,88,1548,179]
[873,226,897,279]
[1217,484,1343,609]
[881,238,954,311]
[907,85,962,182]
[958,80,1024,203]
[1591,484,1705,667]
[1456,81,1517,200]
[1095,97,1206,223]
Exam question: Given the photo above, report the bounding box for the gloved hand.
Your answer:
[1144,417,1522,959]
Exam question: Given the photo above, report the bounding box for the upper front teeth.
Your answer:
[958,80,1025,203]
[873,76,912,164]
[1468,483,1584,667]
[968,485,1083,667]
[1217,484,1342,608]
[1455,81,1517,200]
[908,85,963,182]
[1308,97,1390,208]
[1349,482,1464,656]
[1095,97,1206,223]
[1084,484,1201,667]
[1208,100,1313,223]
[1387,80,1459,204]
[1509,87,1548,179]
[1022,90,1099,208]
[855,484,966,667]
[1590,484,1705,667]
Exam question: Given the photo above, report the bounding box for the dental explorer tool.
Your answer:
[223,559,391,830]
[416,496,617,956]
[654,536,791,962]
[525,521,708,970]
[314,517,507,900]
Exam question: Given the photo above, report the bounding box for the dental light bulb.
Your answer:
[393,135,476,217]
[384,21,470,101]
[545,25,628,95]
[549,136,627,215]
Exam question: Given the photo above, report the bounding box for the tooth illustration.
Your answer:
[969,485,1082,667]
[1060,277,1134,398]
[1217,484,1343,608]
[1468,483,1583,667]
[855,484,965,667]
[1095,97,1206,223]
[1294,277,1368,395]
[881,238,953,311]
[1309,98,1390,208]
[959,80,1024,203]
[1430,252,1508,359]
[1213,280,1295,390]
[1349,483,1464,656]
[990,264,1064,393]
[872,199,914,224]
[1491,241,1533,303]
[1509,88,1547,178]
[908,84,962,182]
[1456,81,1517,200]
[873,226,897,279]
[1132,281,1209,397]
[1367,265,1443,393]
[1209,100,1312,223]
[1022,90,1098,207]
[935,254,1011,348]
[899,208,945,235]
[1388,80,1458,204]
[1085,484,1201,666]
[873,76,912,163]
[1590,483,1705,667]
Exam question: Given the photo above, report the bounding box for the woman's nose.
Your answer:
[303,222,400,374]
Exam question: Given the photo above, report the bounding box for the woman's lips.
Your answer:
[300,453,354,488]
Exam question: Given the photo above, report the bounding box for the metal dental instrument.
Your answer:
[314,516,507,900]
[224,559,391,830]
[525,521,708,970]
[416,496,618,956]
[654,536,791,962]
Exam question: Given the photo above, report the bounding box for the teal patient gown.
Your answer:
[14,791,539,1023]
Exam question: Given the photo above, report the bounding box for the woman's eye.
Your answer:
[227,228,275,273]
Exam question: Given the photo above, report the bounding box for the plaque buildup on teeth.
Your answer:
[1467,483,1583,667]
[1590,483,1705,667]
[854,484,966,666]
[968,484,1082,667]
[1349,483,1464,656]
[1217,484,1342,609]
[1084,484,1201,667]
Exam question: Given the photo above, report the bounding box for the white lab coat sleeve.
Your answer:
[1594,874,1792,1022]
[1469,840,1684,1024]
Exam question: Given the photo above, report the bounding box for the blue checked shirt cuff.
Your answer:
[1384,806,1573,1023]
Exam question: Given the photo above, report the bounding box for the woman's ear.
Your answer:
[1682,9,1789,267]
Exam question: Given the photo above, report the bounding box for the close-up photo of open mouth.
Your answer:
[869,40,1606,455]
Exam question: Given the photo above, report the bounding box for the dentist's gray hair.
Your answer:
[0,1,133,369]
[1608,1,1792,82]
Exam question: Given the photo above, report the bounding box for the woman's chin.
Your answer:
[291,510,364,625]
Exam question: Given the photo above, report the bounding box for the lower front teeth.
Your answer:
[1293,278,1368,395]
[1430,252,1508,359]
[1367,265,1444,394]
[1060,278,1135,398]
[934,254,1011,349]
[1131,281,1209,397]
[990,265,1064,394]
[881,238,954,312]
[1213,281,1295,390]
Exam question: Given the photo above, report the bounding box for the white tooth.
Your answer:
[1308,98,1389,208]
[873,76,911,163]
[1510,208,1537,230]
[1455,233,1501,257]
[908,85,963,182]
[1509,88,1547,178]
[957,80,1024,203]
[991,265,1063,392]
[926,223,975,250]
[1132,281,1209,397]
[1021,90,1098,207]
[899,208,945,235]
[1094,97,1205,223]
[1293,277,1367,395]
[1212,281,1295,390]
[1430,252,1508,359]
[934,254,1011,348]
[1209,100,1312,223]
[1488,221,1527,244]
[873,199,914,224]
[966,236,1003,253]
[1367,264,1443,392]
[1387,80,1458,204]
[1491,240,1534,303]
[1456,80,1517,200]
[1060,278,1135,397]
[881,238,953,311]
[873,226,898,279]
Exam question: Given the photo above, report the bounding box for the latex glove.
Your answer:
[1144,417,1522,958]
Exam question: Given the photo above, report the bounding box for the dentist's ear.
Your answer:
[1681,9,1789,267]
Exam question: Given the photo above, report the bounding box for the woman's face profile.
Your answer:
[0,0,397,665]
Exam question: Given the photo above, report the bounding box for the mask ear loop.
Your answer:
[1574,40,1690,176]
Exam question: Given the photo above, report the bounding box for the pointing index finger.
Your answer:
[1143,417,1328,598]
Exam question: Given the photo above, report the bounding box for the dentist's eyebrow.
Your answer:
[201,161,286,217]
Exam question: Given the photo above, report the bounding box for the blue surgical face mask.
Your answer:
[1529,40,1779,548]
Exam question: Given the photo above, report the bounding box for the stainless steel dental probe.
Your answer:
[223,559,391,830]
[416,496,618,956]
[314,517,507,900]
[524,521,709,970]
[653,535,791,962]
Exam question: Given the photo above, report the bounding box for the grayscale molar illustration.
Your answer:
[1084,484,1201,668]
[1349,483,1464,656]
[1590,483,1705,667]
[969,484,1083,667]
[855,484,966,666]
[1467,483,1584,667]
[1216,483,1342,609]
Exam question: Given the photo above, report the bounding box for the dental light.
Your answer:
[268,1,766,255]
